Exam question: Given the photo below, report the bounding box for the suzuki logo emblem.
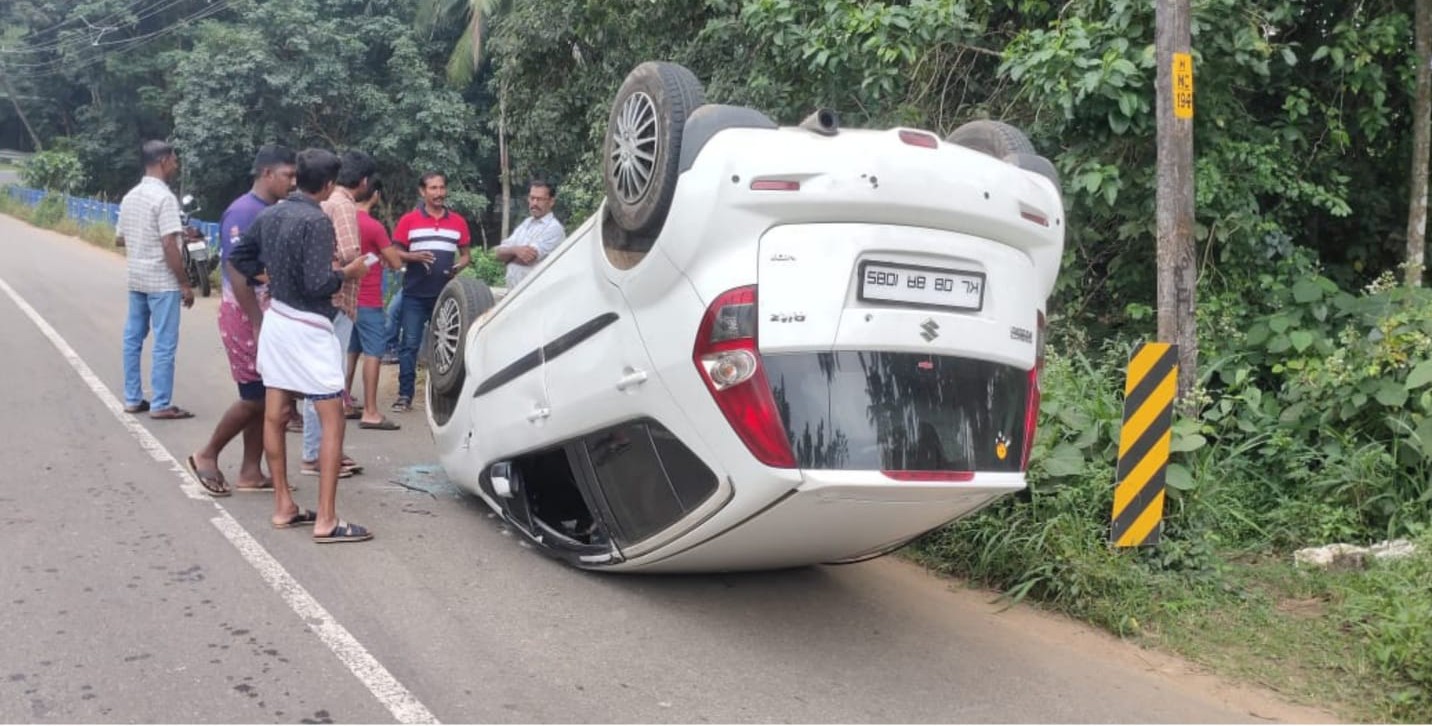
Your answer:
[920,318,940,342]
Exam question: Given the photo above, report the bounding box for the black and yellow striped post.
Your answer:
[1111,342,1178,547]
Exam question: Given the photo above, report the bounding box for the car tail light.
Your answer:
[898,130,939,149]
[1021,311,1046,470]
[694,286,797,468]
[1021,209,1051,227]
[750,179,801,191]
[882,470,975,482]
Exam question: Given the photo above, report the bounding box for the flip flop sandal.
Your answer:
[272,509,319,529]
[358,417,401,430]
[344,408,362,420]
[313,520,373,543]
[151,406,195,420]
[233,478,297,494]
[186,455,231,498]
[299,465,353,479]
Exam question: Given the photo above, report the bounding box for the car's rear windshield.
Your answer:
[764,351,1028,473]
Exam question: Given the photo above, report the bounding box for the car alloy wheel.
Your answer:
[432,295,462,376]
[610,91,659,205]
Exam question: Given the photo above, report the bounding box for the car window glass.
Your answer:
[765,352,1028,472]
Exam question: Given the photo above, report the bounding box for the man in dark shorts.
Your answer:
[186,145,296,497]
[230,148,375,542]
[344,178,432,429]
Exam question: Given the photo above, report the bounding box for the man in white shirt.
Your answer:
[494,179,565,288]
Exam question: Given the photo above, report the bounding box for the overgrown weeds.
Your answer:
[909,276,1432,721]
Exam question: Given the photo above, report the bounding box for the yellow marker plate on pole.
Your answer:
[1111,342,1178,547]
[1172,52,1194,119]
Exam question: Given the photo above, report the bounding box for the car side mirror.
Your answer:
[489,462,514,498]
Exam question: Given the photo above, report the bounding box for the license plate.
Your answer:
[186,241,208,256]
[858,261,985,311]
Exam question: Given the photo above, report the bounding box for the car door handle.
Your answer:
[616,368,648,391]
[526,406,550,422]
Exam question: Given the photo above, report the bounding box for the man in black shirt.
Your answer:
[230,149,374,543]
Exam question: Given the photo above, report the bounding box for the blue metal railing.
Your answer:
[7,186,221,252]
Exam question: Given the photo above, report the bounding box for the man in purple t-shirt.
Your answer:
[185,146,297,498]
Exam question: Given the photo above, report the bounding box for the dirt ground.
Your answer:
[879,559,1342,723]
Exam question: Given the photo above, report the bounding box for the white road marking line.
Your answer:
[0,277,210,500]
[0,275,439,725]
[210,516,437,724]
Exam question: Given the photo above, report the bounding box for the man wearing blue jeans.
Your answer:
[389,173,470,411]
[116,140,195,420]
[382,284,403,363]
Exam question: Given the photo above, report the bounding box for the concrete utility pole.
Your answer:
[1407,0,1431,286]
[1155,0,1197,398]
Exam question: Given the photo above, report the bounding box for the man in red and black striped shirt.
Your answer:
[389,172,471,412]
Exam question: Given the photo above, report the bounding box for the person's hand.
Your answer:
[342,256,371,280]
[516,246,539,265]
[410,251,436,265]
[181,286,195,309]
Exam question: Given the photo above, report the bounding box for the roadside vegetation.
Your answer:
[4,0,1431,720]
[0,186,117,250]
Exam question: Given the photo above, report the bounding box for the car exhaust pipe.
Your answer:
[799,108,840,136]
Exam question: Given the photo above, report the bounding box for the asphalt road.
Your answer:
[0,213,1334,724]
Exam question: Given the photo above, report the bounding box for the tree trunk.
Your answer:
[0,63,43,152]
[499,85,510,242]
[1155,0,1198,399]
[1407,0,1432,286]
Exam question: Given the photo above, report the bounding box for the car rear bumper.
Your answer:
[613,471,1022,573]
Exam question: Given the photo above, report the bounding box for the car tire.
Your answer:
[677,103,777,174]
[603,61,706,237]
[946,120,1060,190]
[429,276,495,397]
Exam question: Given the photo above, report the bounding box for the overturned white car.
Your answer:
[425,62,1063,572]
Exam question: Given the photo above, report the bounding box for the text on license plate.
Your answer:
[186,241,208,254]
[859,262,985,311]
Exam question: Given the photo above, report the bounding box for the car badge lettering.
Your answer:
[769,312,806,323]
[1010,326,1034,344]
[770,253,796,262]
[920,318,940,342]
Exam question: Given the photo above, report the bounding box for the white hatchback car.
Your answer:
[425,62,1064,572]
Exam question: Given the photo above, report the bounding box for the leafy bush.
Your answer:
[31,194,66,227]
[463,248,507,288]
[20,149,87,194]
[1211,270,1432,539]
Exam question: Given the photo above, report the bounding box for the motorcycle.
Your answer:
[179,194,213,298]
